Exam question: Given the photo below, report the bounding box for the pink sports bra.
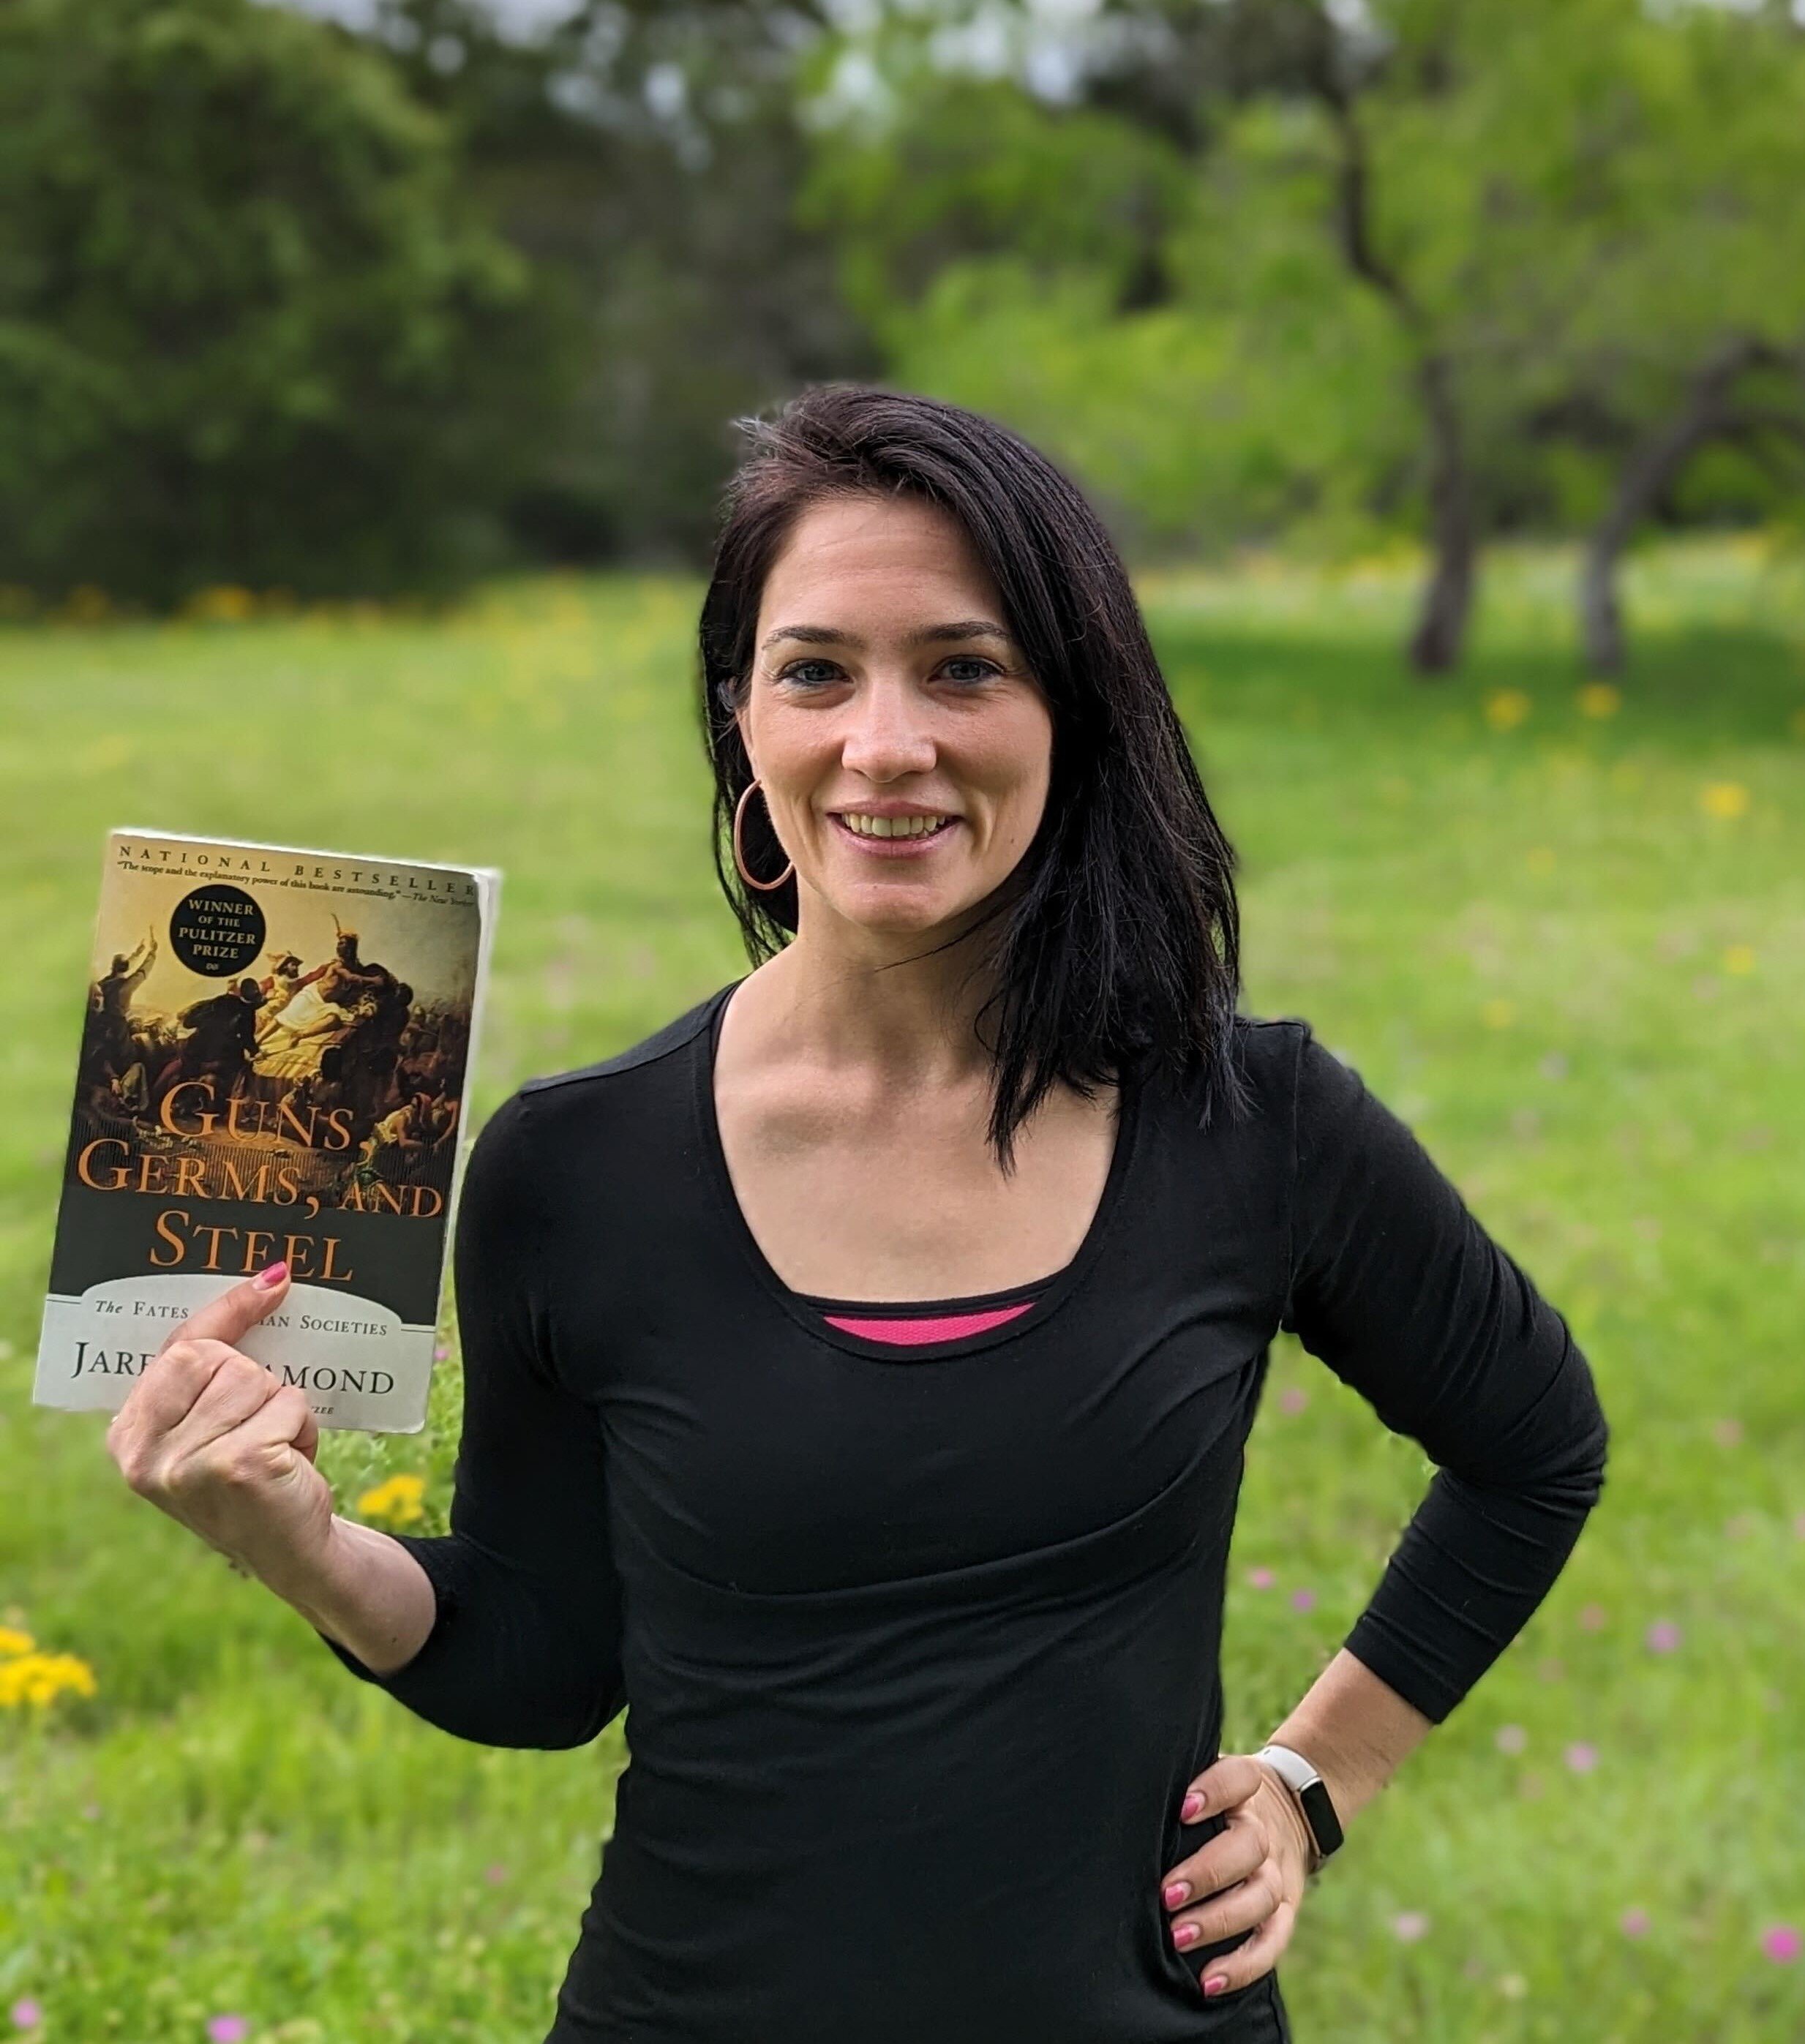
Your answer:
[793,1262,1073,1346]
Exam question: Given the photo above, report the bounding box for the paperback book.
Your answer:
[34,828,499,1433]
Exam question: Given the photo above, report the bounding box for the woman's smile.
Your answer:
[828,811,964,858]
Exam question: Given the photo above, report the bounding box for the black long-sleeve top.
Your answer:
[318,977,1610,2043]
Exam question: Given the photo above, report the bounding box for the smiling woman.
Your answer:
[306,383,1610,2044]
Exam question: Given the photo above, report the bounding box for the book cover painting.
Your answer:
[35,829,500,1433]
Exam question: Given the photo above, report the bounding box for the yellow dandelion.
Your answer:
[1700,781,1749,818]
[1482,999,1517,1029]
[1525,846,1557,875]
[0,1651,97,1708]
[1485,689,1532,731]
[1576,683,1621,718]
[185,585,258,623]
[1722,945,1756,974]
[356,1473,427,1526]
[0,1626,36,1656]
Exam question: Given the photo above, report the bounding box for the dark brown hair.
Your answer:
[697,381,1252,1173]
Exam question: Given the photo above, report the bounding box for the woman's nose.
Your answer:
[836,680,937,775]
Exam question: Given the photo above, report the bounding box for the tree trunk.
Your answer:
[1311,76,1479,677]
[1407,352,1476,675]
[1581,337,1783,675]
[1578,524,1631,677]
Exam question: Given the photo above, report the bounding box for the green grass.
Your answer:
[2,536,1802,2042]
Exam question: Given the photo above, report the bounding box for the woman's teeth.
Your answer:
[838,814,953,838]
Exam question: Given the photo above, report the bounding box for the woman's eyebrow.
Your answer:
[759,620,1013,655]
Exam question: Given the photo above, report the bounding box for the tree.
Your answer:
[337,0,883,567]
[1185,0,1805,675]
[793,0,1485,669]
[0,0,560,605]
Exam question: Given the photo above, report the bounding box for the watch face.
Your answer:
[1299,1779,1343,1857]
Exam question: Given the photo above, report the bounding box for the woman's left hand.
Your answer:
[1157,1753,1316,1998]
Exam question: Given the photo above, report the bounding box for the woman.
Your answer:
[108,384,1610,2043]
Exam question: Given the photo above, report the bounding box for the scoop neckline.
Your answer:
[691,975,1144,1363]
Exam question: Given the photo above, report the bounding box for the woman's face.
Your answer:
[738,493,1054,945]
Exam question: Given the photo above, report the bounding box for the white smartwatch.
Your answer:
[1252,1742,1344,1873]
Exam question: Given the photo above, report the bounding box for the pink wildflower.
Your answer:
[1391,1911,1430,1941]
[1565,1742,1598,1773]
[1761,1925,1801,1964]
[206,2018,249,2043]
[1577,1603,1607,1631]
[485,1863,509,1885]
[1277,1387,1307,1415]
[1494,1724,1527,1754]
[1289,1588,1316,1612]
[1246,1567,1275,1590]
[1645,1621,1681,1653]
[1620,1909,1650,1938]
[10,2002,42,2032]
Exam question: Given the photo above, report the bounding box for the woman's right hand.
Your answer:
[105,1260,337,1597]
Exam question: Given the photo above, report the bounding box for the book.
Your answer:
[34,827,499,1433]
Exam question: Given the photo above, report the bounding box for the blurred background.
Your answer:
[2,2,1802,2040]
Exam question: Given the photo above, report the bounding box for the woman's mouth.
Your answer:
[830,813,961,859]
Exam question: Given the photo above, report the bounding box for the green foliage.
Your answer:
[353,0,884,570]
[795,45,1420,558]
[1346,0,1805,516]
[796,67,1192,339]
[0,0,566,608]
[866,252,1411,561]
[796,0,1805,572]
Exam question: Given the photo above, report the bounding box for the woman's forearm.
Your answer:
[266,1514,439,1678]
[1264,1647,1437,1832]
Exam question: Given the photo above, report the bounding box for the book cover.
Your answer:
[34,827,500,1433]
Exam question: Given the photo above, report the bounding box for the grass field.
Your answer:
[2,536,1801,2042]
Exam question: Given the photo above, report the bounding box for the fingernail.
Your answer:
[1163,1882,1188,1909]
[1173,1923,1200,1949]
[1202,1975,1228,1997]
[254,1260,288,1289]
[1180,1791,1204,1820]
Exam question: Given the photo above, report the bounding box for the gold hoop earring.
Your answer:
[733,779,794,893]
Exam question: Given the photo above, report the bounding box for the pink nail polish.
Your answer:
[1180,1791,1204,1821]
[1172,1924,1199,1949]
[1163,1882,1188,1909]
[254,1259,288,1289]
[1202,1975,1228,1997]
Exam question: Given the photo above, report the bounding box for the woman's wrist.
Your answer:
[1251,1760,1326,1877]
[1263,1648,1438,1838]
[273,1514,439,1677]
